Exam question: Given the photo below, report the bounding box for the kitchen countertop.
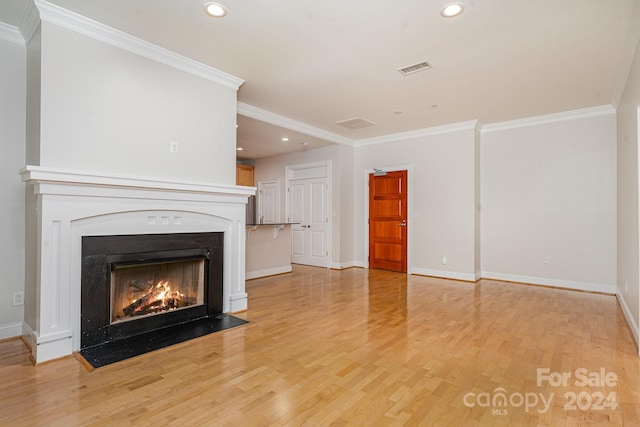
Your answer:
[246,223,298,227]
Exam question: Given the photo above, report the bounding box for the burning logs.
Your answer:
[121,281,194,317]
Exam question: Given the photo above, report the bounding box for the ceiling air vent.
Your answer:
[398,61,432,76]
[336,117,376,130]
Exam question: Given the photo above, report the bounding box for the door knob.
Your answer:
[399,222,406,227]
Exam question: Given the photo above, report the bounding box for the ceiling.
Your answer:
[1,0,639,160]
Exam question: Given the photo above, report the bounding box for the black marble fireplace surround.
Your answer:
[79,232,246,368]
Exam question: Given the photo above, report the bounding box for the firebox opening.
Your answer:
[81,232,224,350]
[110,251,207,324]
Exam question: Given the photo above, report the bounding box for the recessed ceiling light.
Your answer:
[204,2,227,18]
[236,147,243,151]
[440,2,464,18]
[281,137,289,142]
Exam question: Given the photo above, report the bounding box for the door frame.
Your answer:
[286,160,332,268]
[363,164,413,273]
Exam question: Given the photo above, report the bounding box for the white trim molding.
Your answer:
[0,22,24,44]
[481,271,617,294]
[19,0,40,44]
[33,0,243,90]
[611,0,640,108]
[246,265,292,280]
[20,165,254,196]
[330,261,359,270]
[481,105,616,133]
[238,102,353,146]
[616,291,640,353]
[356,120,478,147]
[0,322,24,340]
[412,268,478,283]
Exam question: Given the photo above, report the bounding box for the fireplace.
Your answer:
[81,232,223,349]
[20,166,253,364]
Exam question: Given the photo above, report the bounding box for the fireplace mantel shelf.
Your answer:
[20,165,256,198]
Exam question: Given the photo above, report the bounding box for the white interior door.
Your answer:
[258,180,279,224]
[290,177,328,267]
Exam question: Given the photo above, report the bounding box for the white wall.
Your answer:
[38,22,238,184]
[253,110,617,297]
[0,37,26,338]
[482,109,617,293]
[23,25,41,331]
[354,125,479,280]
[252,144,355,268]
[339,144,355,267]
[617,32,640,342]
[473,127,482,276]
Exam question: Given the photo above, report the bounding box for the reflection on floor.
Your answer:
[1,265,638,425]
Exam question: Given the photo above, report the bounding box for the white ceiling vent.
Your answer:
[398,61,432,75]
[336,117,376,129]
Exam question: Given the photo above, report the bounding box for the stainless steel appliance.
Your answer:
[246,195,256,224]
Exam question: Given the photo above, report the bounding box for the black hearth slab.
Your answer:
[78,314,248,369]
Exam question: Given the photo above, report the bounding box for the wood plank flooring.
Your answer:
[1,265,639,426]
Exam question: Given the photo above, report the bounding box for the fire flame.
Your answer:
[126,280,186,316]
[155,281,169,305]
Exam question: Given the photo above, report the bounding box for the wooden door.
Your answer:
[369,170,408,272]
[290,177,328,267]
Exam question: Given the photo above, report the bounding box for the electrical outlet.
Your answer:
[169,140,179,154]
[542,260,549,269]
[441,256,447,265]
[12,292,24,307]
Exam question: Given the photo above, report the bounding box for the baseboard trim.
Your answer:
[246,265,292,280]
[481,271,616,295]
[411,268,477,282]
[0,322,23,340]
[616,291,640,354]
[330,261,360,270]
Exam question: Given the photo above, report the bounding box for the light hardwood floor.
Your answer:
[1,266,639,426]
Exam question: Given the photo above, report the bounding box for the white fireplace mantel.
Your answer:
[21,165,255,364]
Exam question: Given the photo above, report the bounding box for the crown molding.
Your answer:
[0,22,24,45]
[481,105,616,133]
[611,0,640,108]
[354,120,479,147]
[33,0,244,90]
[19,0,40,44]
[237,102,354,146]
